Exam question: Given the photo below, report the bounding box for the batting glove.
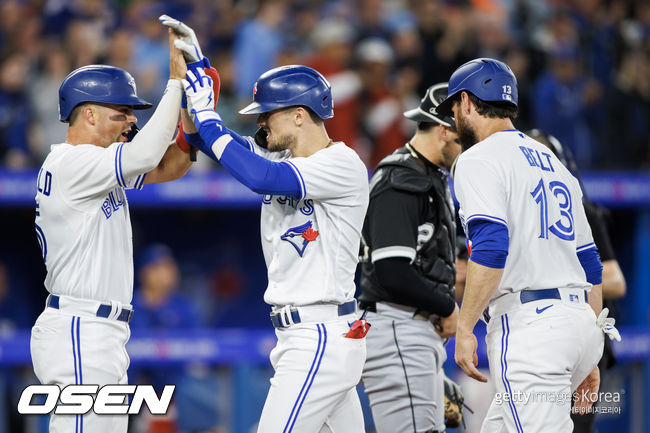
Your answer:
[183,68,218,125]
[596,308,621,342]
[159,14,206,65]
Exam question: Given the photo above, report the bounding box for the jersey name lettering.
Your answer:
[519,146,555,172]
[263,194,314,215]
[36,169,53,196]
[101,188,126,219]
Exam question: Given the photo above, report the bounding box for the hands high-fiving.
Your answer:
[159,14,206,66]
[183,68,220,127]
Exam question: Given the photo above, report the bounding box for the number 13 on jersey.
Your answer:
[531,178,574,241]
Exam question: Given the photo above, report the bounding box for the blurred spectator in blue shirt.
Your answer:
[233,0,287,102]
[28,43,70,163]
[130,245,223,432]
[0,53,31,169]
[124,2,170,126]
[354,0,390,42]
[131,244,200,330]
[532,45,602,168]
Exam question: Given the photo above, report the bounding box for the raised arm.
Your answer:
[181,68,301,197]
[121,29,186,183]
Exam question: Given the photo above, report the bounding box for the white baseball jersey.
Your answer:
[455,129,604,433]
[454,129,595,300]
[35,142,146,305]
[246,139,369,306]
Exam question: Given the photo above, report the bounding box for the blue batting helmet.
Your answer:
[58,65,152,122]
[435,58,517,117]
[239,65,333,119]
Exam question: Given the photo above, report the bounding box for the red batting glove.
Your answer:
[175,120,191,153]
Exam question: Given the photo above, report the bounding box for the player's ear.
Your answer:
[460,91,472,116]
[438,124,447,141]
[83,105,97,126]
[293,107,305,126]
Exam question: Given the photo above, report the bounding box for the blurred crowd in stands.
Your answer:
[0,0,648,170]
[0,2,647,430]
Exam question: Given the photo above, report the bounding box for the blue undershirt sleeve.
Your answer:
[577,247,603,285]
[194,118,300,197]
[219,142,301,196]
[185,126,251,159]
[467,219,509,269]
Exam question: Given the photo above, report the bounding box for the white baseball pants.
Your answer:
[30,297,131,433]
[257,314,366,433]
[481,293,604,433]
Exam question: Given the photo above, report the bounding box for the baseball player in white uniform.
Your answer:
[31,30,192,433]
[434,58,619,433]
[172,31,369,430]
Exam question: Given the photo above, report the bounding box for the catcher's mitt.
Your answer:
[444,374,465,428]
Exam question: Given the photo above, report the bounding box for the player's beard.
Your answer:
[268,133,297,153]
[455,112,479,151]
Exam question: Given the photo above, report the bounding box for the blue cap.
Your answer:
[137,244,174,270]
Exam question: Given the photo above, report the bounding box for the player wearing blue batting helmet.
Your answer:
[59,65,152,122]
[435,58,518,117]
[239,65,333,119]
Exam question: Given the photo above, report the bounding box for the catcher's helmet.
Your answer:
[404,82,455,128]
[58,65,152,122]
[436,58,517,117]
[239,65,333,119]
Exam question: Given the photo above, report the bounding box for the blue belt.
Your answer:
[47,295,134,323]
[519,288,587,303]
[483,288,588,322]
[270,300,357,329]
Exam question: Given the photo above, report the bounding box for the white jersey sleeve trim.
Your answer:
[576,242,596,253]
[134,173,146,190]
[466,213,508,227]
[211,134,233,159]
[285,160,306,201]
[244,136,255,152]
[115,142,126,187]
[371,246,416,263]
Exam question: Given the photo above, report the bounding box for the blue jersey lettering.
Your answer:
[101,188,125,219]
[300,199,314,216]
[519,146,554,172]
[37,169,53,196]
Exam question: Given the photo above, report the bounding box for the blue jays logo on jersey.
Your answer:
[281,220,319,257]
